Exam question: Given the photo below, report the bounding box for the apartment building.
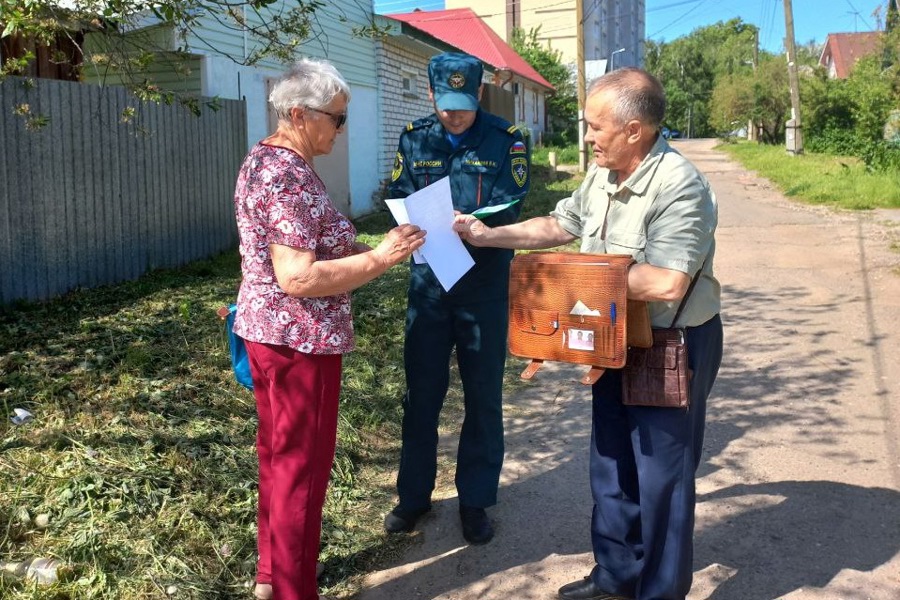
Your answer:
[445,0,645,70]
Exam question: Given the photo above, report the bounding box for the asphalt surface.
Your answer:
[356,139,900,600]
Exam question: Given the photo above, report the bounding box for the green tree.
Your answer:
[647,38,713,137]
[510,26,578,144]
[646,18,760,137]
[845,55,897,140]
[803,53,897,142]
[795,39,824,67]
[710,56,790,143]
[801,68,854,134]
[799,47,899,168]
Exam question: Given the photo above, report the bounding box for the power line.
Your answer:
[582,0,601,24]
[647,0,707,13]
[760,0,778,51]
[647,0,715,38]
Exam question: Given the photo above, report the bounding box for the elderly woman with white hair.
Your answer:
[232,57,425,600]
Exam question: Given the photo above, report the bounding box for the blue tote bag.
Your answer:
[223,304,254,390]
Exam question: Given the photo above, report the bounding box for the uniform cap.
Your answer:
[428,53,483,112]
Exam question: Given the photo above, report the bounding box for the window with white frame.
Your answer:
[401,69,419,98]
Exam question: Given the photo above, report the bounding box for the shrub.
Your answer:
[807,128,900,172]
[860,140,900,171]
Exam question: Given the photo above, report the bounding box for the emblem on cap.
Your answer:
[448,72,466,89]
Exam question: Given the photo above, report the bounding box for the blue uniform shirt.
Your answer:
[389,110,531,300]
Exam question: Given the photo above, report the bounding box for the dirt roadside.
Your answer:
[355,139,900,600]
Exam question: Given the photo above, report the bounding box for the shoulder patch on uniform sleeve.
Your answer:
[510,141,527,154]
[511,156,528,187]
[391,152,404,182]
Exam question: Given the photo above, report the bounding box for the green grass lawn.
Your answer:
[531,143,581,168]
[0,165,583,599]
[717,140,900,210]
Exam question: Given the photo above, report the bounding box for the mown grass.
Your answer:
[531,143,581,167]
[717,139,900,210]
[0,164,583,599]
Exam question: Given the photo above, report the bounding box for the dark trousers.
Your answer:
[589,314,723,600]
[397,292,508,510]
[246,341,341,600]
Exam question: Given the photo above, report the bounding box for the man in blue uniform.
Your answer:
[384,52,530,545]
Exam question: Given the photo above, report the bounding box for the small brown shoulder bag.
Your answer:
[621,268,701,409]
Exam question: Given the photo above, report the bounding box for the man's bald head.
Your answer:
[586,68,666,129]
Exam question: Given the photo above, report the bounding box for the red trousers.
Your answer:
[245,341,342,600]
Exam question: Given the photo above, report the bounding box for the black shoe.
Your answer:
[558,576,631,600]
[384,505,430,533]
[459,505,494,545]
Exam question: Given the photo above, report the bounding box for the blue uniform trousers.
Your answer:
[589,314,723,600]
[397,292,508,511]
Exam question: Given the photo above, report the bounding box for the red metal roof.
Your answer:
[818,32,882,79]
[386,8,554,91]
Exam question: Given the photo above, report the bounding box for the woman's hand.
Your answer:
[453,214,491,246]
[373,224,426,267]
[271,225,424,297]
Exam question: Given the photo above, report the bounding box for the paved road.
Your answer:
[356,139,900,600]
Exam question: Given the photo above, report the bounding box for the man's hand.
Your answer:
[453,214,491,246]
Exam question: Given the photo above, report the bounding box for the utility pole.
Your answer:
[576,0,587,172]
[748,27,759,141]
[783,0,804,154]
[753,28,759,70]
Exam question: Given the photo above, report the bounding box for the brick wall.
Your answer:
[375,40,434,192]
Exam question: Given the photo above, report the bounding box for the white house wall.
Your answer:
[183,1,381,215]
[185,2,379,86]
[517,80,546,142]
[201,58,277,143]
[346,84,379,219]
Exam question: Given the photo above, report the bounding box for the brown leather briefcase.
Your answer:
[508,252,652,385]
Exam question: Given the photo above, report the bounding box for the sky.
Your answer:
[371,0,892,53]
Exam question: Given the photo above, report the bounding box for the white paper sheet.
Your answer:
[570,300,602,316]
[384,177,474,291]
[383,199,426,264]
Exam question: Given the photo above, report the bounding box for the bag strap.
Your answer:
[669,257,707,329]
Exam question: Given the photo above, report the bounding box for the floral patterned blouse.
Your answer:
[232,143,356,354]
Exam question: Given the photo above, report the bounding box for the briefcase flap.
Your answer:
[508,252,649,373]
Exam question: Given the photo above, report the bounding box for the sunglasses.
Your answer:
[307,107,347,129]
